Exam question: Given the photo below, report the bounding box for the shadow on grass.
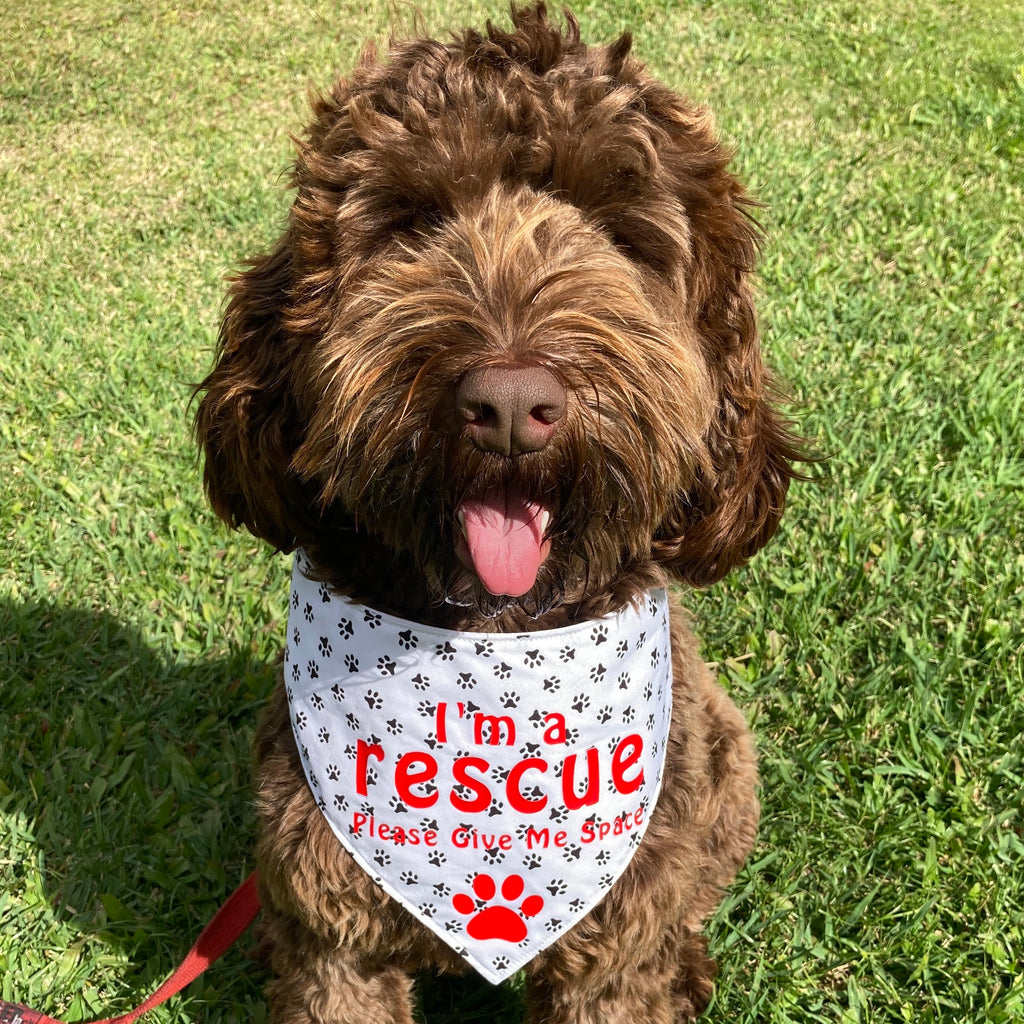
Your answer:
[0,598,525,1023]
[0,597,271,1016]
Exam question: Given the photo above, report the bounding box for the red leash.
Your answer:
[0,873,261,1024]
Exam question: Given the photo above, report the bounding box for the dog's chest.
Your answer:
[285,549,673,983]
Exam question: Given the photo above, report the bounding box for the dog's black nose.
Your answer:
[456,366,566,456]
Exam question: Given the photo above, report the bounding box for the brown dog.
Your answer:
[196,4,801,1021]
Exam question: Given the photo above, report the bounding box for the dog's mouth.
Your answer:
[454,488,552,598]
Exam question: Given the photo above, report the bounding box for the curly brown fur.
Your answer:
[196,5,802,1021]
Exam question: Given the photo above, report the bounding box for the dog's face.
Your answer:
[196,4,800,618]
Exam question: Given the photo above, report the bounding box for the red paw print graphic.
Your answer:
[452,873,544,942]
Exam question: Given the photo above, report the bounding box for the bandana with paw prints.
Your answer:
[285,550,672,984]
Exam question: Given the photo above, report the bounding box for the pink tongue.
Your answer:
[459,492,547,597]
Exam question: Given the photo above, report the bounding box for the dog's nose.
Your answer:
[455,366,566,456]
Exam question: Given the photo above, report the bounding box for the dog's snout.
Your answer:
[455,366,566,456]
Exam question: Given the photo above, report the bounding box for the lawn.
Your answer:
[1,0,1021,1022]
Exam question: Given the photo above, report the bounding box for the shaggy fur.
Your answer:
[195,5,802,1021]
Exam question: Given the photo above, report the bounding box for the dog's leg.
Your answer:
[255,683,419,1024]
[259,904,416,1024]
[668,930,720,1022]
[525,915,717,1023]
[525,635,758,1024]
[525,924,716,1023]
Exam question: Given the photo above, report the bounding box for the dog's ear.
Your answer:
[651,126,804,587]
[194,235,317,551]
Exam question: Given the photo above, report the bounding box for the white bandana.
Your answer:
[285,550,672,984]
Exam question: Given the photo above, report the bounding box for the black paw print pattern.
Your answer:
[283,553,673,986]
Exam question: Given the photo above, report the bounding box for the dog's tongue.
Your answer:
[459,492,547,597]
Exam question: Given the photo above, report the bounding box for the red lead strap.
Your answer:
[0,873,261,1024]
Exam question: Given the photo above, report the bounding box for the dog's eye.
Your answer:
[401,211,442,237]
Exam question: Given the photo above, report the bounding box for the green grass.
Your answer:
[1,0,1022,1021]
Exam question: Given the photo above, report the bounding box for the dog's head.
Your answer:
[196,3,802,618]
